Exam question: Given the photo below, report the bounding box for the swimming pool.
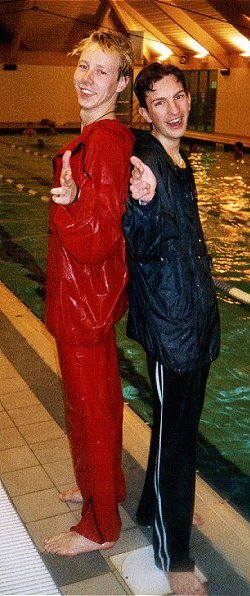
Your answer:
[0,133,249,519]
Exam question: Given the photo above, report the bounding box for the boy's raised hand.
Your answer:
[51,150,78,205]
[130,155,156,203]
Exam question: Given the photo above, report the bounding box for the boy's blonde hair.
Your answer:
[70,30,133,79]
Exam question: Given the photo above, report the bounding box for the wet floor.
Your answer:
[0,133,249,519]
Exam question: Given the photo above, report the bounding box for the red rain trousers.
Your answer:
[57,329,125,543]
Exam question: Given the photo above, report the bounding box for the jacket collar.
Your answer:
[134,129,189,171]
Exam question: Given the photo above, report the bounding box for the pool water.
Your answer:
[0,134,249,519]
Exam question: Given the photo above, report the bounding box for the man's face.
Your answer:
[139,74,191,146]
[73,42,127,115]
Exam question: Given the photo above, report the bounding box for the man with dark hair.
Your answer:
[123,62,220,595]
[134,62,188,108]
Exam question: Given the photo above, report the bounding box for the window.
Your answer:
[115,79,133,125]
[185,70,217,132]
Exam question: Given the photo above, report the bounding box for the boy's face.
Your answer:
[139,74,191,146]
[73,42,128,115]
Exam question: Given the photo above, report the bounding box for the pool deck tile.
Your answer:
[0,282,249,595]
[61,572,128,595]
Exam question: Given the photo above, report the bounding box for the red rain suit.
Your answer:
[45,119,134,543]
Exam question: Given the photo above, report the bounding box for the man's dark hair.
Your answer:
[134,62,188,108]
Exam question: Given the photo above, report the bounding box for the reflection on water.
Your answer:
[189,149,250,287]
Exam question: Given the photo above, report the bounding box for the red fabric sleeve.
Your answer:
[53,128,130,263]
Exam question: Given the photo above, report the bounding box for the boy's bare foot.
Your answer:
[44,530,115,556]
[193,512,204,526]
[168,571,208,595]
[58,487,83,503]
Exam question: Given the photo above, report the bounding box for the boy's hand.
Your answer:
[130,156,156,203]
[51,151,78,205]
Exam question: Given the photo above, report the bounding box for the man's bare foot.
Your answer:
[58,487,83,503]
[44,530,115,556]
[168,571,208,595]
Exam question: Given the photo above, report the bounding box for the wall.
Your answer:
[0,64,79,125]
[215,66,250,137]
[1,62,250,140]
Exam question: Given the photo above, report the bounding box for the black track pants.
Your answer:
[137,357,211,572]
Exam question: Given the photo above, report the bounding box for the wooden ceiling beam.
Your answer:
[155,0,230,67]
[109,0,134,31]
[113,0,183,56]
[207,0,250,42]
[95,0,110,24]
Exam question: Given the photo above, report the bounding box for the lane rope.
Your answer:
[213,277,250,306]
[0,139,52,160]
[0,172,50,202]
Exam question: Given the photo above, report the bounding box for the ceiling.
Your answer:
[1,0,250,69]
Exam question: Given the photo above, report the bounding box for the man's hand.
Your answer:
[51,150,78,205]
[130,156,157,203]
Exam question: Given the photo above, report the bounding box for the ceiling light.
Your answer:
[194,51,209,59]
[157,53,172,62]
[187,40,207,55]
[229,34,250,54]
[148,41,173,60]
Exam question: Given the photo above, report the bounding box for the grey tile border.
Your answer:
[101,527,150,558]
[61,572,128,595]
[41,550,110,587]
[118,506,136,531]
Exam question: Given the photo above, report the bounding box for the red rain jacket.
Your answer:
[45,119,134,344]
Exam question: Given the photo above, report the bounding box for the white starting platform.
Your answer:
[111,544,207,595]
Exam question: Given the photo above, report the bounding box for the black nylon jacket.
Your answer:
[123,131,220,372]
